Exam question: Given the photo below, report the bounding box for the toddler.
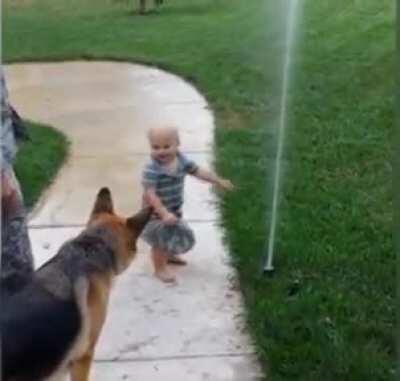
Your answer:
[142,126,233,283]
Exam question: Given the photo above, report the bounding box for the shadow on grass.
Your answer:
[124,1,223,17]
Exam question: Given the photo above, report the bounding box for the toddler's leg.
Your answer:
[152,247,176,283]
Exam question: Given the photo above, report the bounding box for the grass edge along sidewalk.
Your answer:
[15,122,68,211]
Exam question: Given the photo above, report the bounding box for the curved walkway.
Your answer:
[6,62,262,381]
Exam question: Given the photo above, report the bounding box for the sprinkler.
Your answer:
[262,0,301,275]
[263,259,275,274]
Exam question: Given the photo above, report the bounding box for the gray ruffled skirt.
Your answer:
[142,218,195,255]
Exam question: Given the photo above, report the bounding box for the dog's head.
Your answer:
[87,187,151,274]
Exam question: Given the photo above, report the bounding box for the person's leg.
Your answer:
[1,168,34,295]
[166,219,194,266]
[151,247,176,283]
[139,0,146,13]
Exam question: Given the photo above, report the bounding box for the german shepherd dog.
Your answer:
[1,187,151,381]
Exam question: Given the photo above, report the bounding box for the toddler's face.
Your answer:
[149,129,179,163]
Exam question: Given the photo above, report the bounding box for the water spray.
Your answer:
[263,0,301,273]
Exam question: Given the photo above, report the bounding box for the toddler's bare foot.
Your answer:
[155,269,176,283]
[168,255,187,266]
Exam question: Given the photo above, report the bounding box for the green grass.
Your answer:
[14,122,69,210]
[4,0,395,379]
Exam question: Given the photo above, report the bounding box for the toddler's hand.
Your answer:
[162,212,179,225]
[2,171,21,217]
[217,178,234,191]
[2,170,14,198]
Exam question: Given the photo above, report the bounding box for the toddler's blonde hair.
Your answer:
[147,126,180,145]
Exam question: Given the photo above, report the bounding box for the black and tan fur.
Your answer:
[1,187,151,381]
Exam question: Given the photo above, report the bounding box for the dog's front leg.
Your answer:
[45,370,69,381]
[70,351,94,381]
[70,275,111,381]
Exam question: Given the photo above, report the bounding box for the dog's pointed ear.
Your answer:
[91,187,114,216]
[127,207,152,235]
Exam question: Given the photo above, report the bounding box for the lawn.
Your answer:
[3,0,395,379]
[14,121,69,210]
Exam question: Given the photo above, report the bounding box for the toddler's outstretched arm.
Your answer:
[191,168,234,191]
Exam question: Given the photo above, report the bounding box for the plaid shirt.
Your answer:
[142,152,198,215]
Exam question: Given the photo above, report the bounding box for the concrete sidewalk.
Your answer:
[6,62,262,380]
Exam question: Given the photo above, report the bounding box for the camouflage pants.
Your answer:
[1,167,34,295]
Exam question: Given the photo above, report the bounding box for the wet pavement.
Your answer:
[6,61,263,381]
